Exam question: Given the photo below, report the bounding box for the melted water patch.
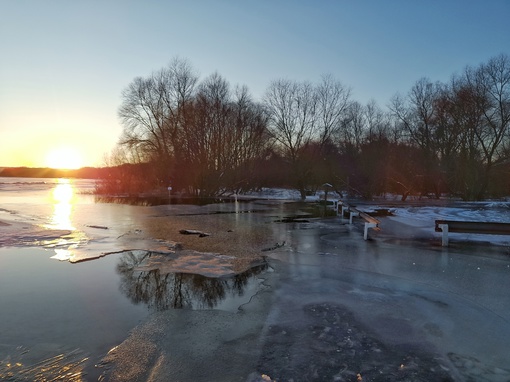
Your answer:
[116,250,270,311]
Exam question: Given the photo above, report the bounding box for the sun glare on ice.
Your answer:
[47,179,75,230]
[45,147,84,170]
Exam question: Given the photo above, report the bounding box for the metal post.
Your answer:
[364,222,377,240]
[439,224,449,246]
[349,211,359,224]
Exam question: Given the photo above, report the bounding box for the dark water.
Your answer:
[0,248,148,380]
[0,247,269,381]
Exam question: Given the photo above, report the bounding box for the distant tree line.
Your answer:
[109,54,510,201]
[0,166,106,179]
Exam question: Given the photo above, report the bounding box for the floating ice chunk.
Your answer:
[51,248,73,261]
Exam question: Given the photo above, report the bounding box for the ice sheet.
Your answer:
[101,221,510,381]
[3,181,510,381]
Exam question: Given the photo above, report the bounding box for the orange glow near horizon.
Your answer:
[45,146,85,170]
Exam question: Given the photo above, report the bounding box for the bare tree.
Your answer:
[389,78,443,196]
[432,81,463,164]
[228,85,270,192]
[263,79,319,197]
[459,54,510,198]
[118,57,199,189]
[339,101,365,153]
[264,79,317,161]
[364,100,390,142]
[118,75,168,163]
[386,55,510,200]
[315,74,351,146]
[390,78,440,152]
[175,73,270,195]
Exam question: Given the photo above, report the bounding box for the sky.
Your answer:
[1,0,509,169]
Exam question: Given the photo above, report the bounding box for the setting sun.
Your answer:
[45,147,84,170]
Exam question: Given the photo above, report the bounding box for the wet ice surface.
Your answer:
[0,179,284,264]
[0,249,270,381]
[100,218,510,382]
[0,179,277,380]
[3,179,510,381]
[116,250,269,311]
[0,178,181,262]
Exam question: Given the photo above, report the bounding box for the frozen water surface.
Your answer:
[0,178,181,262]
[100,217,510,382]
[116,249,269,311]
[2,179,510,381]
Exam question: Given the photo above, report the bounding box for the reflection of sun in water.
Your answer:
[44,179,87,262]
[46,147,84,170]
[48,179,75,230]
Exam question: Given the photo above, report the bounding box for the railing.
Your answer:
[340,202,381,240]
[435,220,510,246]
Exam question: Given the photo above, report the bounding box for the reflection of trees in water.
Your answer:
[117,250,268,310]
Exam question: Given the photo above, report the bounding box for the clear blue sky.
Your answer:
[1,0,509,168]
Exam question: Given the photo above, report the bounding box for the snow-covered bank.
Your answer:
[357,201,510,246]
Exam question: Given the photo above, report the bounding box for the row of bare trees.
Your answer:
[263,75,351,198]
[390,54,510,200]
[110,54,510,201]
[114,58,269,196]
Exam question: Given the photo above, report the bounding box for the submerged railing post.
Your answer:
[332,199,339,215]
[439,224,449,247]
[364,222,377,240]
[349,211,359,224]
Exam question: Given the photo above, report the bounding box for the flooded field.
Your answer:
[2,178,510,381]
